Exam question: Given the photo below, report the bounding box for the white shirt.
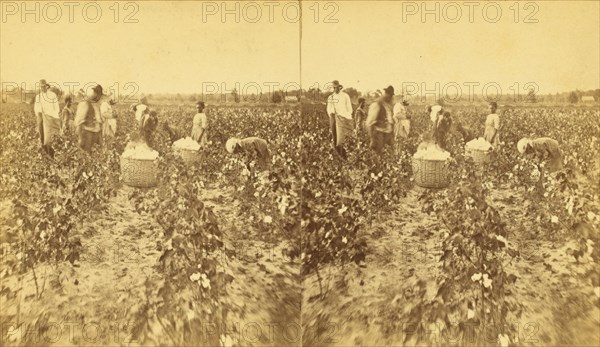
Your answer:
[430,105,443,123]
[100,101,114,119]
[34,90,60,118]
[393,103,407,119]
[326,91,353,119]
[193,112,207,129]
[135,104,148,122]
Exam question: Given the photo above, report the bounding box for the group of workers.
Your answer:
[327,79,563,173]
[32,77,562,174]
[34,80,118,156]
[33,79,272,166]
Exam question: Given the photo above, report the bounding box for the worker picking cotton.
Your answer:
[226,137,271,169]
[517,137,564,173]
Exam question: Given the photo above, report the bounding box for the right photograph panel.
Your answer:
[300,1,600,346]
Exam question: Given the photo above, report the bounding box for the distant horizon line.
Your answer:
[1,80,599,97]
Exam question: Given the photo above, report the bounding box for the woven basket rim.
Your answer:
[466,147,491,152]
[173,147,200,151]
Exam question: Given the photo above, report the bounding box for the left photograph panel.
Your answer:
[0,1,301,346]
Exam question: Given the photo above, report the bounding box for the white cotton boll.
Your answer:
[122,142,159,160]
[220,335,234,347]
[413,143,451,161]
[466,137,492,151]
[200,274,211,289]
[173,137,201,151]
[482,274,493,288]
[498,333,510,347]
[495,235,508,246]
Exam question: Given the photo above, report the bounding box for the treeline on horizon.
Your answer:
[2,86,599,106]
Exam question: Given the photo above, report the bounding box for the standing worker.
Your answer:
[326,80,353,159]
[131,96,149,124]
[141,110,159,147]
[365,85,395,154]
[354,97,368,136]
[428,102,444,138]
[393,99,410,152]
[484,102,501,147]
[61,95,75,135]
[191,101,208,147]
[101,99,118,138]
[74,85,104,152]
[34,79,60,157]
[434,111,453,150]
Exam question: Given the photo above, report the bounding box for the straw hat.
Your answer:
[226,138,240,154]
[517,138,532,154]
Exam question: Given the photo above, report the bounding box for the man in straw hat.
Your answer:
[34,79,60,157]
[366,85,395,154]
[226,137,271,169]
[517,137,563,173]
[326,80,353,159]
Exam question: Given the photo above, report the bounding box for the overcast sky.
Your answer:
[302,1,600,95]
[1,1,598,97]
[1,1,301,95]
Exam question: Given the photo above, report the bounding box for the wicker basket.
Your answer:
[174,148,201,165]
[412,157,450,189]
[465,148,491,164]
[120,157,158,188]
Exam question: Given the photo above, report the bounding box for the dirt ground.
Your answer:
[301,185,600,347]
[0,184,300,347]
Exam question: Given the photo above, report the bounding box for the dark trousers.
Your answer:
[36,113,44,146]
[328,114,337,148]
[370,129,394,154]
[79,129,102,152]
[435,130,449,151]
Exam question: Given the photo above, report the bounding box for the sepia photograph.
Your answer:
[1,1,599,346]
